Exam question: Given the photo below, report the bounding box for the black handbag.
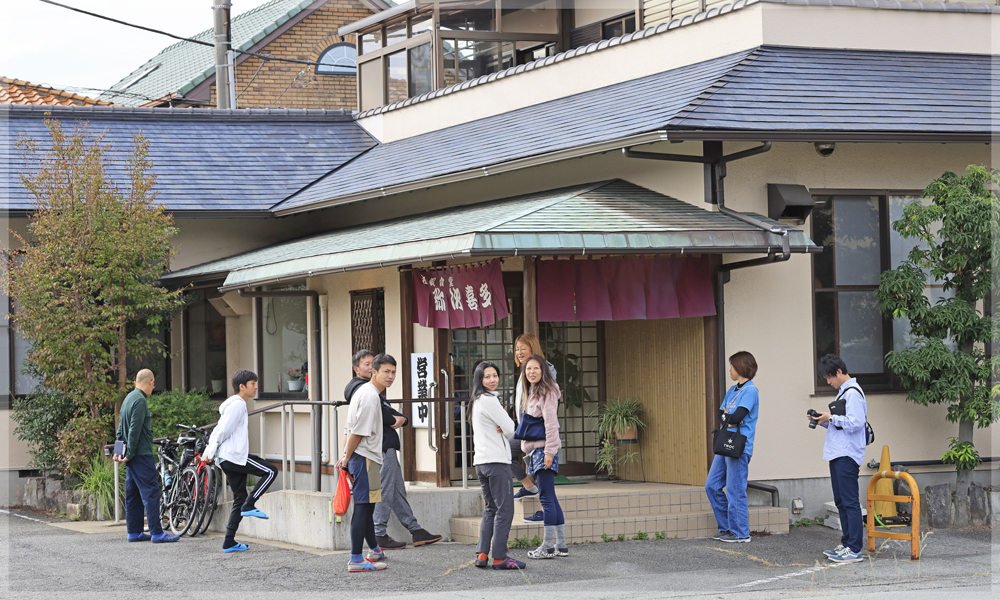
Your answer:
[713,422,747,459]
[514,413,546,441]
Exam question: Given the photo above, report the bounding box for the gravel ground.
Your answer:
[2,507,997,599]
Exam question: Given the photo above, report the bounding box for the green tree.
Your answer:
[2,120,184,473]
[874,165,999,526]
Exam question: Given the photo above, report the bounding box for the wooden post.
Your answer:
[434,325,451,487]
[704,255,722,472]
[399,266,416,482]
[523,256,539,336]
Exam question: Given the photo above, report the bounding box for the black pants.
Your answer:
[220,454,277,541]
[509,437,528,481]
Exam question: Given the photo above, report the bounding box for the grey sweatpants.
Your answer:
[374,449,420,537]
[476,462,514,560]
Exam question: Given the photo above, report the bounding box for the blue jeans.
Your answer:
[705,453,750,538]
[830,456,863,552]
[124,454,163,536]
[534,469,564,527]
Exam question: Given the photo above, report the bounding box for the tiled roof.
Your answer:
[356,0,999,119]
[1,77,111,106]
[163,179,817,287]
[668,46,994,134]
[274,50,753,214]
[274,45,996,216]
[99,0,323,106]
[2,105,376,214]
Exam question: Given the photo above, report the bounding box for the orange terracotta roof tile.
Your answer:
[1,77,112,106]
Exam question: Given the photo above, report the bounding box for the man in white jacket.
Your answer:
[203,369,277,553]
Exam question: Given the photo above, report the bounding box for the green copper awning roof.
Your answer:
[161,179,819,290]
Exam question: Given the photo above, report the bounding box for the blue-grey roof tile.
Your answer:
[275,45,995,215]
[1,105,375,213]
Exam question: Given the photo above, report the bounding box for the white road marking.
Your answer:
[736,564,843,588]
[0,509,48,523]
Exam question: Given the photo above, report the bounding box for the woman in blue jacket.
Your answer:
[705,351,759,544]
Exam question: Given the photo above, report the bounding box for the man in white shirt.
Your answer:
[203,370,277,553]
[335,354,395,572]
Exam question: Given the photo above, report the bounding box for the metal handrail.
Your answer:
[427,381,438,452]
[440,369,451,440]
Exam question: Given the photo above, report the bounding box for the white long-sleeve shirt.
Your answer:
[205,395,249,466]
[471,391,515,466]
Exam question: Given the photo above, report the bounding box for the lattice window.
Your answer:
[350,289,385,357]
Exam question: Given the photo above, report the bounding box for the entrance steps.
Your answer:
[449,481,788,545]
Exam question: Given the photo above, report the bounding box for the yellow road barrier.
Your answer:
[866,470,920,560]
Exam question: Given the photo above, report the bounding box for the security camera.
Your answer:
[814,142,836,157]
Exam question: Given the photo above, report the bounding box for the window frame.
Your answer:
[315,42,358,75]
[254,289,311,400]
[600,12,637,40]
[809,188,924,394]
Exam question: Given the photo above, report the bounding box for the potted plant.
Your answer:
[593,397,646,443]
[286,368,304,392]
[207,363,225,394]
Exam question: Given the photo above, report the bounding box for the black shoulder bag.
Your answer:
[713,418,746,458]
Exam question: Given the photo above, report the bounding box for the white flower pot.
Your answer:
[287,380,304,392]
[211,380,224,394]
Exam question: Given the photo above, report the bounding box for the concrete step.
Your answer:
[451,506,788,545]
[509,485,711,519]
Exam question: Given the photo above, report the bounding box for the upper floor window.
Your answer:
[602,14,636,40]
[316,43,357,75]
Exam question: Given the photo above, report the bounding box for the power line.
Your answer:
[36,0,326,68]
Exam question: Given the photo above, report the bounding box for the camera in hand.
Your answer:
[806,409,821,429]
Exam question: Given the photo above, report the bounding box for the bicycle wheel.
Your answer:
[169,466,199,536]
[188,464,214,536]
[195,465,219,535]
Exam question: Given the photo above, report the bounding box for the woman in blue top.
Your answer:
[705,351,759,544]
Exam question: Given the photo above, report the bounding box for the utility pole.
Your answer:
[213,1,234,109]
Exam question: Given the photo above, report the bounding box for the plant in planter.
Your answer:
[593,398,645,478]
[286,368,305,392]
[593,397,646,443]
[207,363,226,394]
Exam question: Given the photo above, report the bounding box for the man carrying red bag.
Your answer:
[335,354,395,572]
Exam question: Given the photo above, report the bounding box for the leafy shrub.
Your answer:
[12,386,77,471]
[148,389,216,439]
[74,454,124,518]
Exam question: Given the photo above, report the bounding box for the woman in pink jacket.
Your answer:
[520,354,566,559]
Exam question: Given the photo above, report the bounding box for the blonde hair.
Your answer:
[514,333,545,367]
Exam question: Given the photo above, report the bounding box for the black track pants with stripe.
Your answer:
[220,454,277,540]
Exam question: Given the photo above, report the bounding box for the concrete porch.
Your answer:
[450,481,788,544]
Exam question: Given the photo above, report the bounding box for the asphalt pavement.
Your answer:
[2,507,996,599]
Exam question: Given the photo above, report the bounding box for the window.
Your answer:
[183,289,226,398]
[539,321,601,467]
[315,43,357,75]
[812,193,943,390]
[602,13,636,40]
[350,289,385,359]
[257,285,308,395]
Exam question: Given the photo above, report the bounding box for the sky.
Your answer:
[1,0,276,95]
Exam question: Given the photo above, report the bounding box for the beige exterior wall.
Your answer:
[717,141,994,481]
[358,6,998,142]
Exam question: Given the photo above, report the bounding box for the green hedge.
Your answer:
[148,389,217,439]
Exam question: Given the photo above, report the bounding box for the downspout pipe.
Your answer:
[237,288,324,492]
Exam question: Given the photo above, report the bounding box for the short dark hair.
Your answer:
[729,351,758,380]
[817,354,848,379]
[352,349,374,368]
[231,369,258,392]
[372,353,396,372]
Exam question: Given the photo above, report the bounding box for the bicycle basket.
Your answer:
[194,436,207,455]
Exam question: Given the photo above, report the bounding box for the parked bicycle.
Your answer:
[153,424,221,536]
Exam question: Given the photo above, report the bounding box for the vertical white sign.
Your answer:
[410,352,433,428]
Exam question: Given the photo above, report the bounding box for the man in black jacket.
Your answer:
[344,350,441,550]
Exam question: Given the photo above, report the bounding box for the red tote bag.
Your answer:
[333,468,353,516]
